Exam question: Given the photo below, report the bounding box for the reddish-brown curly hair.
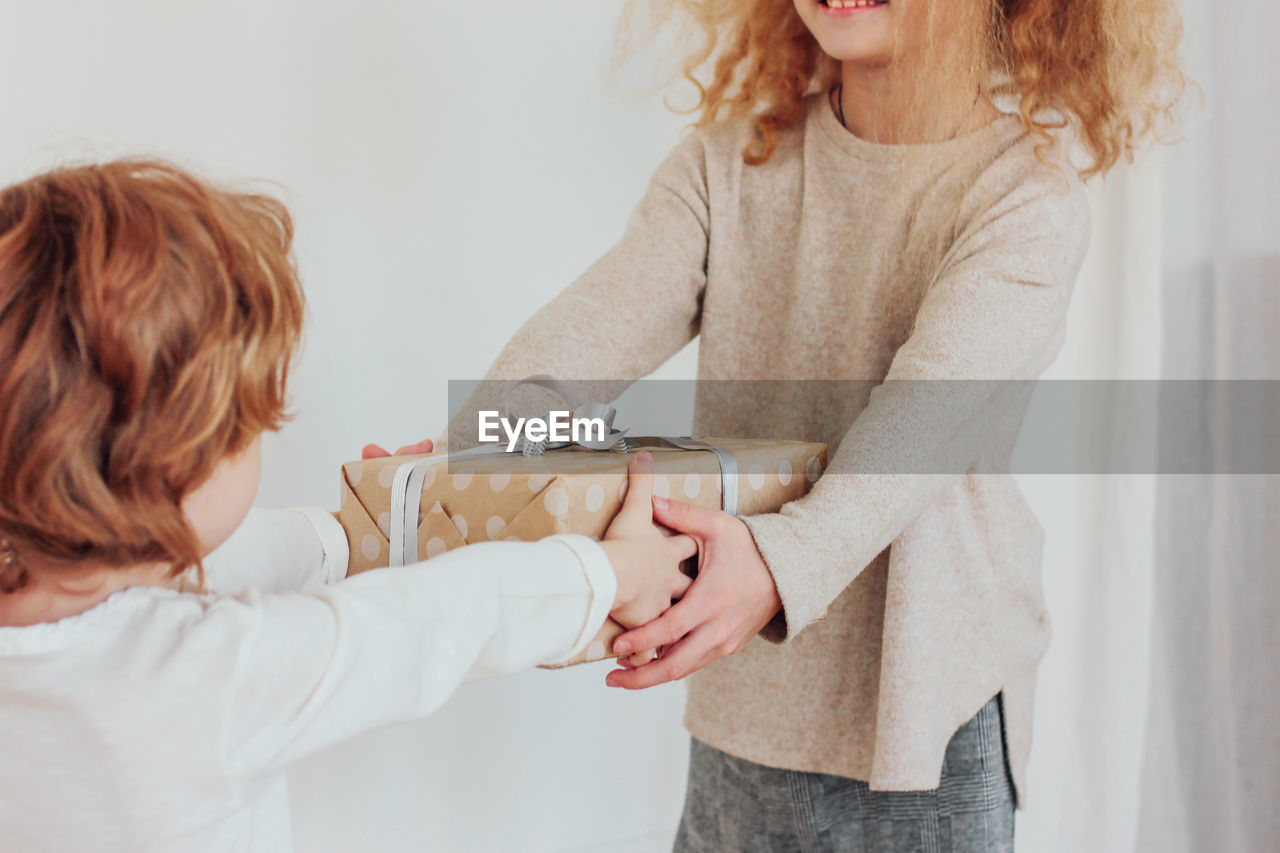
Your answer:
[627,0,1186,177]
[0,160,304,593]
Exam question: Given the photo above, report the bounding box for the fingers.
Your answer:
[620,647,661,668]
[606,628,719,690]
[362,439,433,460]
[620,568,692,663]
[394,439,434,456]
[612,596,701,656]
[651,496,726,539]
[666,533,698,563]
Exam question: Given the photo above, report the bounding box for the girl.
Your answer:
[452,0,1185,849]
[0,160,694,852]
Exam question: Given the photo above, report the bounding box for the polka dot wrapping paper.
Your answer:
[338,438,827,666]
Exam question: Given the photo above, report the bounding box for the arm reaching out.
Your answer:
[210,453,692,778]
[607,174,1091,689]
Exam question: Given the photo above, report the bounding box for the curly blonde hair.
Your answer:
[628,0,1185,178]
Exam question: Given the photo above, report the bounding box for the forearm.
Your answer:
[229,534,615,776]
[748,180,1090,639]
[744,383,1013,639]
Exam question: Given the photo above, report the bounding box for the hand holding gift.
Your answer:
[596,452,696,628]
[339,433,826,665]
[609,497,779,688]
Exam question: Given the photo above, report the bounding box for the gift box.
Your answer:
[338,437,827,665]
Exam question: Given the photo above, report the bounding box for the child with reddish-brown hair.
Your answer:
[0,160,694,852]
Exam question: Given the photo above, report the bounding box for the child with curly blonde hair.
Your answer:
[456,0,1186,848]
[0,161,694,851]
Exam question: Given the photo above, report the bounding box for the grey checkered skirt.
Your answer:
[674,694,1015,853]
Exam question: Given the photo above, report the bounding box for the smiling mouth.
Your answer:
[819,0,889,9]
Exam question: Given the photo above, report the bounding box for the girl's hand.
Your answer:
[605,497,781,689]
[361,439,434,459]
[599,452,698,629]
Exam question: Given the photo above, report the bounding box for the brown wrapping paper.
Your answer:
[339,438,827,666]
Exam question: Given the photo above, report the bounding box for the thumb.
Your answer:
[614,451,655,526]
[652,496,724,538]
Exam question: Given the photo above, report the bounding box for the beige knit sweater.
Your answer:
[469,93,1090,800]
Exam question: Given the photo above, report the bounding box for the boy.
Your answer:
[0,160,692,851]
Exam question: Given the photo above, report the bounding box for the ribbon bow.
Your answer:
[503,376,628,455]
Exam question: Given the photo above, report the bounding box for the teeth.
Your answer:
[826,0,883,8]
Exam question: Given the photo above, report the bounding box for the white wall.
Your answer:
[1,3,696,851]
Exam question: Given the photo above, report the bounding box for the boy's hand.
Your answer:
[361,439,434,459]
[599,452,697,631]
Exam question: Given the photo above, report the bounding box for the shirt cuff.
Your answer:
[741,512,822,643]
[287,506,350,585]
[540,534,617,666]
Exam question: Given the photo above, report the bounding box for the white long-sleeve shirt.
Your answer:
[0,508,616,852]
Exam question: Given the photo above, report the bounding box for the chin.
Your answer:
[796,0,896,65]
[816,38,895,66]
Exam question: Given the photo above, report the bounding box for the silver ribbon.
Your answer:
[385,379,739,567]
[503,376,628,454]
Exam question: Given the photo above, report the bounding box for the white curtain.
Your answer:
[1013,147,1165,853]
[1135,0,1280,850]
[1019,1,1279,851]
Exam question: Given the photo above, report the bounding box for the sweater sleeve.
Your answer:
[441,132,710,448]
[219,534,616,778]
[743,174,1092,641]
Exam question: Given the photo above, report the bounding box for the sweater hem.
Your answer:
[683,667,1037,807]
